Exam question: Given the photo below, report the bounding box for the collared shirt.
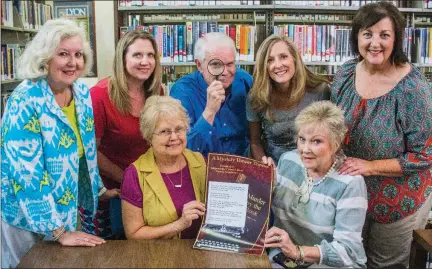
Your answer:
[170,68,252,157]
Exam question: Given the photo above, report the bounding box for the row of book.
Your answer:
[274,24,432,64]
[405,28,432,64]
[121,20,432,65]
[273,25,354,63]
[274,14,355,22]
[121,23,259,62]
[274,0,428,7]
[275,0,379,6]
[119,0,262,7]
[118,0,431,8]
[138,13,263,22]
[1,44,23,80]
[1,0,52,30]
[132,13,354,23]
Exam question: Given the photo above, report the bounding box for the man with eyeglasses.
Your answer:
[170,32,252,158]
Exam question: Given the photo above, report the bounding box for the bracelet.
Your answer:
[294,245,301,261]
[171,222,179,234]
[53,227,66,241]
[296,245,305,265]
[98,186,107,197]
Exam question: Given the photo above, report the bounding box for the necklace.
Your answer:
[163,166,183,188]
[296,161,337,204]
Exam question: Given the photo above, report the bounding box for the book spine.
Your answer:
[407,27,412,63]
[192,21,199,59]
[170,25,175,62]
[316,25,322,62]
[199,21,208,37]
[321,24,326,61]
[235,24,241,61]
[329,25,336,62]
[157,26,163,61]
[186,21,193,61]
[162,26,167,62]
[173,25,180,63]
[428,28,432,63]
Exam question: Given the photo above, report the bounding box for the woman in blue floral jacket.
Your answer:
[1,19,114,268]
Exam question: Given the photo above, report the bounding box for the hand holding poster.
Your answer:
[193,153,274,256]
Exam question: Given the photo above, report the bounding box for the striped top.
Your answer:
[271,150,367,268]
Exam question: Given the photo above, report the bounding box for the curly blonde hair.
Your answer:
[17,19,92,80]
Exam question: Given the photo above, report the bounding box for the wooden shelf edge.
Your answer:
[1,79,23,85]
[118,4,274,12]
[1,25,38,33]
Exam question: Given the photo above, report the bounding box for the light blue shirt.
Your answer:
[271,150,368,268]
[170,69,252,157]
[1,79,103,236]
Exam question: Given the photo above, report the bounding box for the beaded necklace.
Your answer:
[296,161,337,204]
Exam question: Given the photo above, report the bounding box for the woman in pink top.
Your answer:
[90,30,163,239]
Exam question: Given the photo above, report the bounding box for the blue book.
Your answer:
[163,26,167,62]
[169,25,177,62]
[421,28,427,64]
[173,25,178,63]
[316,25,322,62]
[178,25,184,62]
[199,21,208,38]
[167,25,171,61]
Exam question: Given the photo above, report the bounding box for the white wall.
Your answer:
[81,1,116,88]
[93,1,115,80]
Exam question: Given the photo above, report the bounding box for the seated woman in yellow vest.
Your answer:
[121,96,206,239]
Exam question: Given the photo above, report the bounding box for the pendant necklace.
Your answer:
[296,161,337,204]
[163,164,183,188]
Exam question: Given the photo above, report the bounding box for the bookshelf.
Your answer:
[114,0,431,85]
[1,1,53,85]
[114,0,275,89]
[271,1,431,78]
[1,0,53,115]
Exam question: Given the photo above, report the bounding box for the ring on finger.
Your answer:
[274,235,282,242]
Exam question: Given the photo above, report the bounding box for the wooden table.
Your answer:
[18,239,271,268]
[410,229,432,269]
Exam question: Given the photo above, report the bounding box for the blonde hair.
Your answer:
[294,101,348,153]
[17,18,92,80]
[249,35,328,120]
[109,30,162,115]
[140,96,190,142]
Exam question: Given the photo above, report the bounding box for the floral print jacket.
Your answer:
[1,79,103,236]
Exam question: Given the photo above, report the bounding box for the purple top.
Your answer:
[121,165,201,239]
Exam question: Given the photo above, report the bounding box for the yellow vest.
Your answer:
[132,148,206,239]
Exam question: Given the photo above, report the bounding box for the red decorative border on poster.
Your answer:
[193,153,273,256]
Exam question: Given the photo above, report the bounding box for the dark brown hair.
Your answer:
[350,1,408,66]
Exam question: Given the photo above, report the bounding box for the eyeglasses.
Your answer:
[153,126,188,138]
[206,59,235,69]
